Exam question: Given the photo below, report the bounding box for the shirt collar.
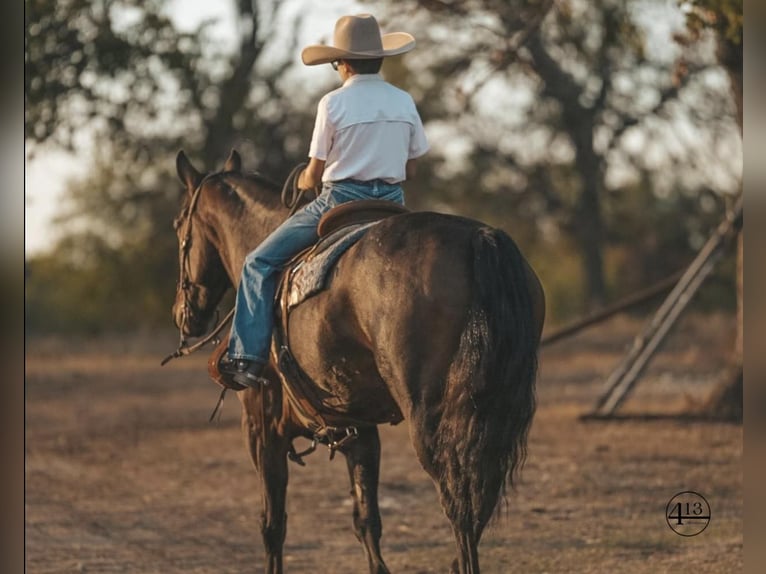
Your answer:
[342,73,383,87]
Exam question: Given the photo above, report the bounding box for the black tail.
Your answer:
[435,226,540,533]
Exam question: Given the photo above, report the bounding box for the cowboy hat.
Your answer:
[301,14,415,66]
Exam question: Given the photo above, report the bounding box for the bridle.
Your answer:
[161,164,314,367]
[161,174,234,366]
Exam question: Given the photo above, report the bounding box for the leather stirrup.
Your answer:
[207,336,247,391]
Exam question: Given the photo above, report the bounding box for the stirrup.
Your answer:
[207,338,247,391]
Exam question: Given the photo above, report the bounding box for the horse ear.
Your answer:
[223,149,242,173]
[176,150,202,192]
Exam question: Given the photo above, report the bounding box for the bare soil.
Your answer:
[25,314,742,573]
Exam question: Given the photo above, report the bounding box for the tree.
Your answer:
[25,0,742,333]
[678,0,742,419]
[25,0,321,333]
[376,0,740,314]
[681,0,742,129]
[26,0,317,169]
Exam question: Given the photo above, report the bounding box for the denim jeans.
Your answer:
[228,180,404,362]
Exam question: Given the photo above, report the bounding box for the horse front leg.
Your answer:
[241,388,290,574]
[260,443,289,574]
[341,426,390,574]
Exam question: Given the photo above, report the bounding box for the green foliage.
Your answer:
[25,0,205,151]
[682,0,742,45]
[25,0,319,334]
[25,0,742,333]
[605,180,737,304]
[377,0,740,313]
[25,147,180,333]
[25,233,177,333]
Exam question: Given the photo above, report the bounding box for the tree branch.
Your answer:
[202,0,264,167]
[456,0,556,108]
[525,31,585,118]
[607,65,707,151]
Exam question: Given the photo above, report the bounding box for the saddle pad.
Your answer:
[287,221,376,310]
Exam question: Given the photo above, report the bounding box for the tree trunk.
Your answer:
[202,0,262,169]
[527,33,608,310]
[574,136,608,309]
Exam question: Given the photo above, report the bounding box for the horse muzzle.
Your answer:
[173,296,212,338]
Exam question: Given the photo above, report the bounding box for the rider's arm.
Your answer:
[298,158,325,190]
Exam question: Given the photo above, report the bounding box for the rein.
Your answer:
[281,162,311,217]
[162,164,314,367]
[160,309,233,366]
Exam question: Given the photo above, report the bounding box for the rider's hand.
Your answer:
[298,158,325,190]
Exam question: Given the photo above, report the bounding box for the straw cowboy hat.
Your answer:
[301,14,415,66]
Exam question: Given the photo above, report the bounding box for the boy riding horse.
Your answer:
[220,14,429,387]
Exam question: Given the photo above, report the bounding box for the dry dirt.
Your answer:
[25,314,742,573]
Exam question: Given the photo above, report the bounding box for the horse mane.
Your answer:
[220,170,287,214]
[238,170,282,193]
[176,169,284,226]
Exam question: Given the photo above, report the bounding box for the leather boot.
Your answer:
[207,336,247,391]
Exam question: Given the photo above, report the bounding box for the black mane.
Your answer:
[239,170,282,192]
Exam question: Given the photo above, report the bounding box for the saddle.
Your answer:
[209,200,408,427]
[317,199,408,237]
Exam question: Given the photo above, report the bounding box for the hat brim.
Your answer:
[301,32,416,66]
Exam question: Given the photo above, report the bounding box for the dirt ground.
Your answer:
[25,314,742,573]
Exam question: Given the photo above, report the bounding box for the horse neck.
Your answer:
[206,180,288,286]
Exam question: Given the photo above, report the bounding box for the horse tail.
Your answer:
[435,226,540,533]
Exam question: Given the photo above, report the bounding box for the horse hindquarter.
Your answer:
[284,213,543,572]
[354,215,542,572]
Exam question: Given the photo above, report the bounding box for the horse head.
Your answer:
[171,150,241,337]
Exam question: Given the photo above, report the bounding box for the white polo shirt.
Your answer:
[308,74,429,184]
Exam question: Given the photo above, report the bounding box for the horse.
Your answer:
[170,149,545,574]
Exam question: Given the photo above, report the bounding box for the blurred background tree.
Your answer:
[25,0,741,336]
[676,0,742,418]
[372,0,740,312]
[25,0,321,333]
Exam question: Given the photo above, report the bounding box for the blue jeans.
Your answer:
[228,180,404,362]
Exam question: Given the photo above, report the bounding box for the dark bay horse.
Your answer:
[171,149,545,574]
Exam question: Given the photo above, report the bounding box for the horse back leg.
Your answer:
[377,331,497,573]
[341,426,390,574]
[241,388,290,574]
